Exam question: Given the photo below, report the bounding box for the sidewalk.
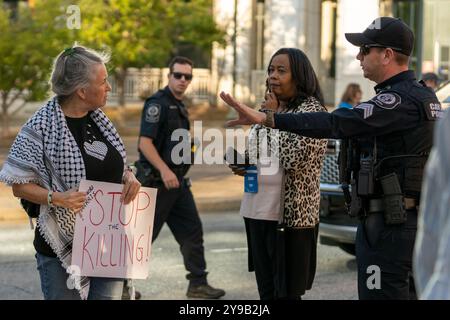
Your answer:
[0,136,244,222]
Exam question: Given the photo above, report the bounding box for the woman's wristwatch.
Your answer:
[260,109,275,128]
[47,190,55,208]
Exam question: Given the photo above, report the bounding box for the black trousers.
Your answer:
[244,218,318,300]
[151,179,207,286]
[244,218,278,300]
[356,208,418,300]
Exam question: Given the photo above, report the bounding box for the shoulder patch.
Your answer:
[424,101,443,121]
[354,102,375,119]
[145,104,161,123]
[371,92,401,109]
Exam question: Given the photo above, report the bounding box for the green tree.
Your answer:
[78,0,225,107]
[166,0,226,57]
[0,0,75,138]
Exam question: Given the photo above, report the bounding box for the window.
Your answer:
[251,0,265,70]
[321,0,337,78]
[393,0,421,71]
[439,45,449,80]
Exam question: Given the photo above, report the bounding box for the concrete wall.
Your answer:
[211,0,253,104]
[335,0,380,106]
[264,0,321,69]
[212,0,385,107]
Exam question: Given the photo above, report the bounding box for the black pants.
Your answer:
[244,218,278,300]
[356,209,418,300]
[245,218,318,300]
[151,179,207,286]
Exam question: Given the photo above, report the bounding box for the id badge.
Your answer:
[244,166,258,193]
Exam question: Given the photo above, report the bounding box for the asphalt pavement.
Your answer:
[0,116,358,301]
[0,212,358,300]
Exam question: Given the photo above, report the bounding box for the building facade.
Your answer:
[212,0,450,107]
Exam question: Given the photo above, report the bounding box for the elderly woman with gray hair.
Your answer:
[0,45,141,300]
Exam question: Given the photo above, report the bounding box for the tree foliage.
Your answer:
[0,0,75,137]
[0,0,226,137]
[78,0,226,106]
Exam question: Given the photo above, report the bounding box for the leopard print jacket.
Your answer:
[248,96,328,228]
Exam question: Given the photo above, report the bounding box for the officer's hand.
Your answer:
[161,168,180,190]
[121,170,141,204]
[228,164,246,177]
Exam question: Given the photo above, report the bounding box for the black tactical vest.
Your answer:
[359,80,440,200]
[150,88,191,176]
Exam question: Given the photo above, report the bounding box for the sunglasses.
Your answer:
[359,44,403,56]
[172,72,193,81]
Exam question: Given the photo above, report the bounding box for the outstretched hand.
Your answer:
[219,91,266,127]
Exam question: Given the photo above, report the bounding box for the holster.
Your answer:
[379,173,407,224]
[134,160,163,187]
[349,179,363,218]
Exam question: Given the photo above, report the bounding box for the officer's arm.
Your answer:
[138,137,172,173]
[274,100,421,139]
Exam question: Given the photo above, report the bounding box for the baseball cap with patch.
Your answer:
[345,17,414,56]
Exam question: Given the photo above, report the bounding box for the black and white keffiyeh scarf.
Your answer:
[0,97,127,299]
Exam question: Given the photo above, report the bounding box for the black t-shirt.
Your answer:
[34,113,124,257]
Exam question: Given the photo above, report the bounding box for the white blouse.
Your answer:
[239,160,284,221]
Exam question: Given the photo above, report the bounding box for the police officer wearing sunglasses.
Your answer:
[136,56,225,299]
[220,17,443,299]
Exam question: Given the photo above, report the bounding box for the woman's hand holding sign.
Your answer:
[121,170,141,204]
[52,189,87,214]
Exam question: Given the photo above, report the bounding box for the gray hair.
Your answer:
[50,45,110,102]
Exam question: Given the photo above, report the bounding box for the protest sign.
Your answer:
[71,179,157,279]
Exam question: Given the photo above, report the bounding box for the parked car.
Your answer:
[319,139,357,255]
[318,81,450,256]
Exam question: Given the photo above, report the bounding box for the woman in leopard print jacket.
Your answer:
[228,48,327,300]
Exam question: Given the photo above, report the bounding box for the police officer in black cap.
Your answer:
[135,56,225,299]
[220,17,443,299]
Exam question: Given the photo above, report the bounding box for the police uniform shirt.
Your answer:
[273,70,443,199]
[138,86,190,167]
[274,70,443,140]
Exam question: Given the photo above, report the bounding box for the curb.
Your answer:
[196,197,241,213]
[0,198,242,223]
[0,178,243,222]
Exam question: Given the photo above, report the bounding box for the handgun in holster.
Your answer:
[349,179,363,218]
[357,156,375,196]
[379,172,407,224]
[134,160,163,187]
